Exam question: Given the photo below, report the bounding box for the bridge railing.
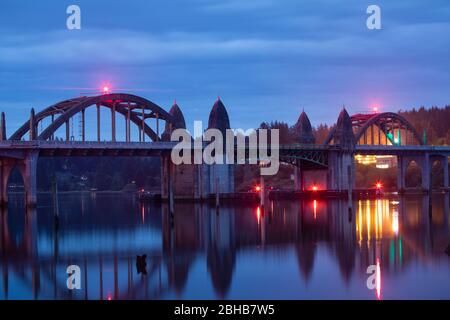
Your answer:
[1,140,448,154]
[355,145,450,152]
[0,140,179,148]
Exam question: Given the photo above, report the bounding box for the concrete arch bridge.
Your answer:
[0,93,448,206]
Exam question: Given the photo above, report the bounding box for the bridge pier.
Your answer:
[397,153,449,192]
[444,156,449,189]
[0,159,15,207]
[0,151,39,208]
[294,164,303,191]
[327,151,355,192]
[397,155,406,191]
[160,153,173,200]
[430,154,449,190]
[21,152,39,207]
[422,153,431,191]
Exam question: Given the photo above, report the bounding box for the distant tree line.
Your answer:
[399,105,450,145]
[9,157,161,192]
[259,105,450,145]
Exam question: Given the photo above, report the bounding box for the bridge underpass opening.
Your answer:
[405,160,422,188]
[354,154,397,190]
[234,162,327,193]
[6,167,26,209]
[431,158,449,188]
[34,156,162,195]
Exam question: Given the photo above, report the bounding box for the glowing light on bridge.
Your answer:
[312,185,318,191]
[255,185,261,192]
[375,181,382,189]
[101,82,112,94]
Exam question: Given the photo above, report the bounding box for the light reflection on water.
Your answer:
[0,194,449,300]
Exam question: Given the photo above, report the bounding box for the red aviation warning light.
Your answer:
[103,86,110,94]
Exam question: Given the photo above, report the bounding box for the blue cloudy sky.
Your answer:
[0,0,449,136]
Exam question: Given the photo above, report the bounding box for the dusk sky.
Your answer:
[1,0,449,137]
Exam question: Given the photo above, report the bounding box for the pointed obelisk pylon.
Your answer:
[29,108,36,141]
[0,112,6,141]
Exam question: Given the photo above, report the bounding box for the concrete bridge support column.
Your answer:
[200,164,210,200]
[161,153,169,200]
[345,154,353,191]
[194,165,201,200]
[327,151,354,192]
[294,163,303,191]
[0,159,15,207]
[422,153,431,191]
[161,153,174,212]
[327,152,339,191]
[397,155,406,191]
[442,156,449,189]
[19,152,39,207]
[0,152,38,207]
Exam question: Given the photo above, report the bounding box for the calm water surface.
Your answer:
[1,193,449,300]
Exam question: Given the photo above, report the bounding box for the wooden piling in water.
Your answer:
[215,177,220,209]
[52,178,59,218]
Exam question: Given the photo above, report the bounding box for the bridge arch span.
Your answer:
[323,112,424,146]
[353,112,423,145]
[10,93,176,142]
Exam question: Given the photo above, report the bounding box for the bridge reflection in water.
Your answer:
[0,194,449,299]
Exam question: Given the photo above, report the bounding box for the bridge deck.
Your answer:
[0,141,449,158]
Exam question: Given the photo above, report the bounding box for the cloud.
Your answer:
[196,0,276,12]
[1,20,449,69]
[0,0,449,130]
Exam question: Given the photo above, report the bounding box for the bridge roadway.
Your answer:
[354,145,450,156]
[0,140,449,158]
[1,140,449,207]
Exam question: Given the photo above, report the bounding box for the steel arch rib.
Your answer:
[9,97,87,140]
[354,112,423,145]
[10,93,175,141]
[279,155,327,168]
[323,112,423,145]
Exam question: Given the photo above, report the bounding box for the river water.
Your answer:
[1,193,449,299]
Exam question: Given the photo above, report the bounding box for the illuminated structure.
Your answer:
[355,155,396,169]
[0,93,449,206]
